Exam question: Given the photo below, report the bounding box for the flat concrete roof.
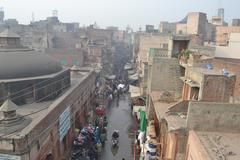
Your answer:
[196,131,240,160]
[190,67,233,76]
[151,91,187,131]
[0,72,90,139]
[194,67,222,75]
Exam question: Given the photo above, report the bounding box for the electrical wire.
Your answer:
[1,82,93,142]
[0,75,70,102]
[0,74,61,100]
[0,70,95,136]
[0,81,71,123]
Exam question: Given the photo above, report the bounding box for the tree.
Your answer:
[181,49,191,59]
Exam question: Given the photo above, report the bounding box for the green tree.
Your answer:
[181,49,191,59]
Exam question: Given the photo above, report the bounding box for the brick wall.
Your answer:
[215,26,240,45]
[212,58,240,103]
[187,101,240,132]
[201,75,235,102]
[138,34,169,63]
[3,71,96,159]
[185,131,211,160]
[149,58,183,98]
[187,12,207,35]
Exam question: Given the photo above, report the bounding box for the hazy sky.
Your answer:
[0,0,240,30]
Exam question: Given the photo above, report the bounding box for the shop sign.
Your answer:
[59,106,71,141]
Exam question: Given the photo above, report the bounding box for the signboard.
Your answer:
[0,154,21,160]
[59,106,71,141]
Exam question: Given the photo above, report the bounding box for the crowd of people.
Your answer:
[71,60,130,159]
[71,105,108,160]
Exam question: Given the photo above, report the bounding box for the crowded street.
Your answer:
[101,94,135,160]
[70,42,135,160]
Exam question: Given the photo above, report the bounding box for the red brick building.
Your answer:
[0,29,97,160]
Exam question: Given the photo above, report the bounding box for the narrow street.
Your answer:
[101,94,135,160]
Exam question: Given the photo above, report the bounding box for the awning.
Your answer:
[128,70,136,75]
[124,64,133,70]
[132,105,146,119]
[129,85,140,98]
[129,73,139,81]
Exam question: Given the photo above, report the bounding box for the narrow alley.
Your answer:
[101,94,135,160]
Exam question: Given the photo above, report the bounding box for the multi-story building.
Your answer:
[187,12,207,36]
[137,34,189,95]
[144,33,239,160]
[186,102,240,160]
[215,26,240,46]
[232,19,240,26]
[176,12,215,43]
[146,25,155,33]
[147,69,236,159]
[159,21,176,34]
[0,29,97,160]
[211,8,228,26]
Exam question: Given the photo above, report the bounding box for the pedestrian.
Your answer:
[109,93,113,101]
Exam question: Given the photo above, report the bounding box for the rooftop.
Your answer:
[151,91,188,131]
[196,131,240,160]
[0,70,91,138]
[189,45,215,57]
[0,28,20,38]
[0,28,64,80]
[189,67,233,76]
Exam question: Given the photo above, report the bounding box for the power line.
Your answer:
[0,74,96,149]
[0,81,73,136]
[0,75,70,102]
[1,81,93,144]
[0,75,62,100]
[0,81,70,122]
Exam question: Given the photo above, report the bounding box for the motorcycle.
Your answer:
[112,137,119,147]
[111,130,119,147]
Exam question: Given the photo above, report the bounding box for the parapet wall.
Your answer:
[187,101,240,132]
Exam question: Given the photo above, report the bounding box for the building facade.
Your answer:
[0,29,97,160]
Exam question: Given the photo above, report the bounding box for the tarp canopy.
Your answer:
[129,85,140,98]
[139,109,147,132]
[117,84,125,89]
[128,73,138,81]
[128,70,135,75]
[124,63,133,70]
